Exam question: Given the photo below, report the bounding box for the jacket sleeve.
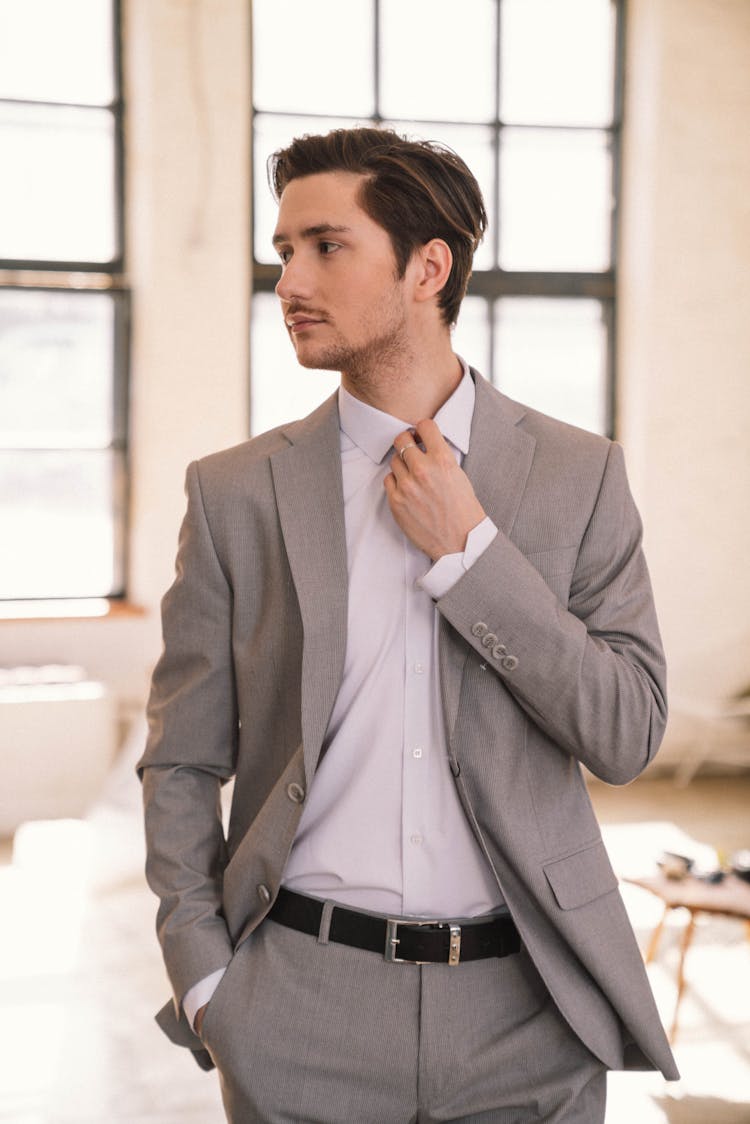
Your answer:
[137,460,237,1010]
[436,441,667,785]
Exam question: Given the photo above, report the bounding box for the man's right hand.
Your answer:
[194,1003,208,1037]
[183,966,226,1036]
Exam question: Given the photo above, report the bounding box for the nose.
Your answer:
[275,254,311,304]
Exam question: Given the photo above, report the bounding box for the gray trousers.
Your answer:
[199,912,607,1124]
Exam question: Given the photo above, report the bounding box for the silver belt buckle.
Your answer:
[384,919,462,966]
[448,924,462,966]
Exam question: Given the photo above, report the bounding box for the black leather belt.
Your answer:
[268,887,520,966]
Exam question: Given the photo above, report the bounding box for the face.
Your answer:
[273,171,413,381]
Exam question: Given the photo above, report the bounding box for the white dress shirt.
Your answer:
[283,363,503,916]
[184,361,502,1026]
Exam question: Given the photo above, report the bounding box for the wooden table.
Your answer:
[624,872,750,1041]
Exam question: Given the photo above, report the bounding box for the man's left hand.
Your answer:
[384,418,486,561]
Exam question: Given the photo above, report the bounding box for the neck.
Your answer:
[341,334,463,422]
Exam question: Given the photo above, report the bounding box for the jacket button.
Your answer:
[471,621,488,638]
[502,655,519,672]
[287,782,305,803]
[491,642,507,659]
[481,632,498,649]
[257,883,272,904]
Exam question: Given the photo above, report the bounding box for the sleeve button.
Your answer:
[502,655,519,672]
[471,621,488,638]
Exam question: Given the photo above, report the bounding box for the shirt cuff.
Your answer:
[183,967,226,1030]
[418,517,498,600]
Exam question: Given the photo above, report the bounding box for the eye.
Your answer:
[319,241,340,256]
[277,248,292,265]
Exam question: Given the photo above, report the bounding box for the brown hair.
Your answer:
[268,127,487,327]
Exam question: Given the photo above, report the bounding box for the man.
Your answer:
[139,127,677,1122]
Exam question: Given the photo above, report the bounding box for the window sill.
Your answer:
[0,599,147,623]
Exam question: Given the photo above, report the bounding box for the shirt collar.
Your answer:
[337,357,475,465]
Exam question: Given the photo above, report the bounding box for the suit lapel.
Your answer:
[270,395,348,786]
[439,372,537,739]
[269,375,535,777]
[462,372,536,537]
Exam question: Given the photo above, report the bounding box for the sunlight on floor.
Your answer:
[0,820,94,1122]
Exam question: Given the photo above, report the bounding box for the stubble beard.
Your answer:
[292,292,414,395]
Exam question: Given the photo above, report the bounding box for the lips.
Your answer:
[285,308,327,333]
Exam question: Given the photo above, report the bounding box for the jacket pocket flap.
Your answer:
[543,840,618,910]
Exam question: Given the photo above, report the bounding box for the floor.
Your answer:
[1,744,748,1123]
[589,776,750,1124]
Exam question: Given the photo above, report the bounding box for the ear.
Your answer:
[411,239,453,305]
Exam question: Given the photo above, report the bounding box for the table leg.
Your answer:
[646,904,670,963]
[670,909,697,1042]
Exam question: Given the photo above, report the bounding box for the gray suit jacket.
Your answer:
[139,371,678,1079]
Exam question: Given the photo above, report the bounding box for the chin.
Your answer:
[294,346,348,373]
[295,352,334,371]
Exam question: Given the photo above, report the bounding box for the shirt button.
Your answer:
[412,747,423,759]
[410,833,423,846]
[414,662,424,675]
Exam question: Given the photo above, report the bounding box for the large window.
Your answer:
[0,0,127,608]
[251,0,621,438]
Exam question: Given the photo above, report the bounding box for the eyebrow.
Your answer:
[272,223,352,246]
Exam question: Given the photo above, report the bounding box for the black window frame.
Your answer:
[0,0,131,606]
[250,0,624,439]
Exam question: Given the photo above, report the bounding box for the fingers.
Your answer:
[393,419,443,457]
[393,428,420,459]
[394,419,451,464]
[386,417,485,558]
[389,448,410,487]
[413,417,444,453]
[398,442,419,465]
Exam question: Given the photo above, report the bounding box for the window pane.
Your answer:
[253,0,374,117]
[251,292,339,436]
[0,450,123,598]
[0,289,116,448]
[384,121,495,270]
[0,103,117,262]
[254,113,365,265]
[380,0,496,122]
[494,298,607,433]
[500,0,616,126]
[0,0,115,106]
[452,295,491,379]
[499,128,612,271]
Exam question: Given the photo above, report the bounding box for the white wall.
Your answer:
[618,0,750,732]
[0,0,747,763]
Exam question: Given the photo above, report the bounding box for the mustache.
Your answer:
[284,304,328,321]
